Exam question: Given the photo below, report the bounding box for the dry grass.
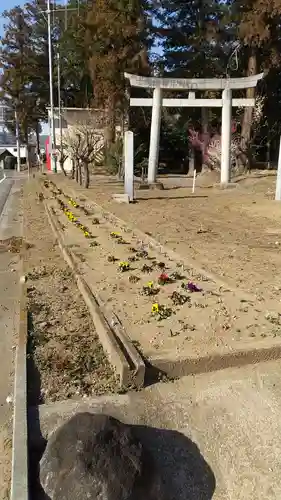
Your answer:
[23,180,119,404]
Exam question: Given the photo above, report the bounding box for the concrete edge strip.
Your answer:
[0,177,13,226]
[96,298,145,387]
[0,172,6,185]
[61,181,255,303]
[64,247,145,386]
[43,200,142,388]
[10,267,28,500]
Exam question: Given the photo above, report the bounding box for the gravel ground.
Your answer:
[23,180,118,404]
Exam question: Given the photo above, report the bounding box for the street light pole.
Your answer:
[47,0,57,173]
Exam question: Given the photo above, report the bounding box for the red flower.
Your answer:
[158,273,170,284]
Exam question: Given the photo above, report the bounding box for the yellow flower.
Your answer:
[68,198,78,207]
[84,231,90,237]
[151,303,159,313]
[147,281,154,288]
[110,231,120,238]
[119,261,130,271]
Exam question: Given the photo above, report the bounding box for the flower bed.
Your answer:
[42,178,279,362]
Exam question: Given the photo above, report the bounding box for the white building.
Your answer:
[47,107,122,172]
[0,103,36,169]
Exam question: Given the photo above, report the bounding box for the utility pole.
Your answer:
[15,109,21,173]
[47,0,57,173]
[65,0,68,30]
[41,0,79,174]
[57,52,63,170]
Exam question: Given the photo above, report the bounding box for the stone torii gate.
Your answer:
[124,72,264,186]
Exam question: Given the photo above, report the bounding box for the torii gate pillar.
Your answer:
[221,89,232,185]
[148,87,162,184]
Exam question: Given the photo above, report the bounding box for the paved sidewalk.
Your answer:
[0,178,24,499]
[36,359,281,500]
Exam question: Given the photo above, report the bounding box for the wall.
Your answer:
[48,108,122,172]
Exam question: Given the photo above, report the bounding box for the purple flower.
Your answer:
[182,282,202,292]
[188,282,202,292]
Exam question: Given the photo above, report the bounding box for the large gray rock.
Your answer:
[40,413,166,500]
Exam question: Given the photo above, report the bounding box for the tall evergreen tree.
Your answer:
[154,0,230,78]
[85,0,151,145]
[0,6,36,150]
[231,0,281,160]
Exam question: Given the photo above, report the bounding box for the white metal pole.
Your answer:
[15,110,21,172]
[47,0,57,173]
[147,87,162,184]
[275,136,281,200]
[57,52,63,170]
[192,169,196,193]
[221,88,232,185]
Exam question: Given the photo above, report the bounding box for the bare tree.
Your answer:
[57,145,68,176]
[63,122,104,188]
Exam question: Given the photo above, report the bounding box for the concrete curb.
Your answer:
[44,200,145,388]
[10,272,28,500]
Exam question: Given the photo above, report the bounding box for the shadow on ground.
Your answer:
[27,312,49,499]
[133,424,216,500]
[137,195,209,201]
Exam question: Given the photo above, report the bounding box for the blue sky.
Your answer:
[0,1,26,38]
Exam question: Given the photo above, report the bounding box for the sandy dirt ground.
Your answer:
[23,180,118,404]
[44,175,281,364]
[55,172,281,302]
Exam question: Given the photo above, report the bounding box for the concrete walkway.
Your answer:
[33,360,281,500]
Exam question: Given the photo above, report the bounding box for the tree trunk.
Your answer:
[78,163,82,185]
[118,159,125,180]
[240,48,258,170]
[104,96,116,148]
[59,156,67,176]
[75,162,79,183]
[83,162,90,188]
[71,160,75,179]
[35,122,40,157]
[25,131,30,177]
[201,106,209,169]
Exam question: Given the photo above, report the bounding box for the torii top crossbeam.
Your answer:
[124,72,264,90]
